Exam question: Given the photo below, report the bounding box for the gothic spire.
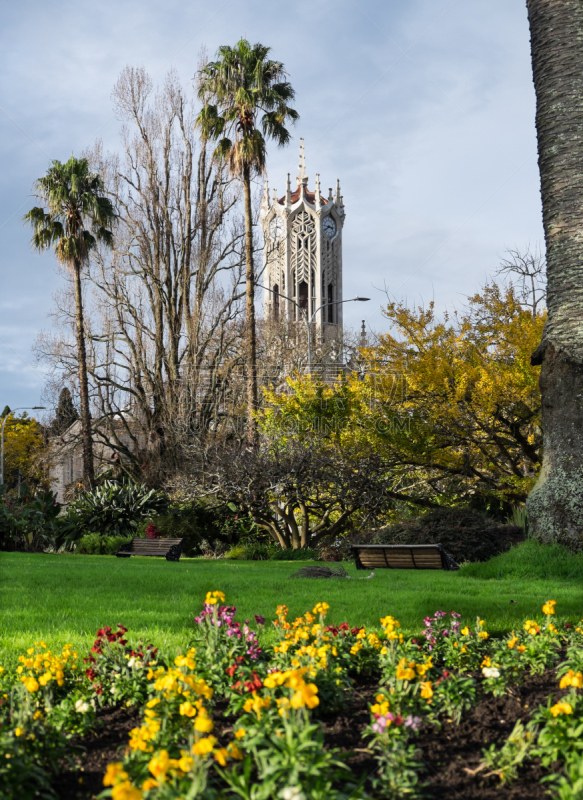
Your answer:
[297,137,308,185]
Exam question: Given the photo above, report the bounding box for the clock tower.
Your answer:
[260,139,345,334]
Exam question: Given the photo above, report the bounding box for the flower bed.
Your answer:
[1,593,583,799]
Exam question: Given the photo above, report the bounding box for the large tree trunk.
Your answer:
[243,164,258,447]
[526,0,583,546]
[73,259,95,487]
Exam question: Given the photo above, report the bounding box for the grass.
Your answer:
[1,541,583,666]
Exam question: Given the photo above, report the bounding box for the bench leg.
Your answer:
[165,544,182,562]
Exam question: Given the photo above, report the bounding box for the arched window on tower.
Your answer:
[273,284,279,319]
[327,283,334,323]
[299,281,308,315]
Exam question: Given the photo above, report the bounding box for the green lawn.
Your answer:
[2,542,583,667]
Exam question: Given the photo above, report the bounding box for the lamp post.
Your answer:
[1,406,46,486]
[258,285,370,374]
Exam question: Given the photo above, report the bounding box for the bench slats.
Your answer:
[116,537,184,562]
[350,543,459,571]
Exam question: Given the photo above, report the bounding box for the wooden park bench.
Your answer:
[350,543,459,572]
[116,537,184,562]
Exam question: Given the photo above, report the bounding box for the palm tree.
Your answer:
[525,1,583,545]
[196,39,298,446]
[25,157,116,488]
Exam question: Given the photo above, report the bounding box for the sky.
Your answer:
[0,0,543,412]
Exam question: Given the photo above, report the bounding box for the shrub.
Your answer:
[75,533,132,555]
[374,507,525,563]
[145,500,255,556]
[270,547,319,561]
[0,484,71,553]
[65,480,169,540]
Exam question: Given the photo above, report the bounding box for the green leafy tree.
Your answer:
[24,157,116,487]
[0,412,44,488]
[196,39,298,445]
[51,387,79,436]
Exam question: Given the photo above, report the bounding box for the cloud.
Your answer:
[0,0,543,405]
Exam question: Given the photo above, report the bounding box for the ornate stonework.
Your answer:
[260,138,345,332]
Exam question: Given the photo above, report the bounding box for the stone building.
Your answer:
[260,139,345,334]
[49,414,145,503]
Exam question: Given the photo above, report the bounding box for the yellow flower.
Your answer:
[542,600,557,616]
[14,728,23,737]
[524,620,540,636]
[396,659,416,681]
[178,755,193,772]
[550,701,572,717]
[103,763,128,787]
[478,631,489,640]
[194,712,214,733]
[204,591,226,605]
[291,681,319,710]
[149,750,171,779]
[560,670,583,689]
[461,627,470,636]
[142,778,158,790]
[420,681,433,700]
[312,602,329,616]
[517,645,526,653]
[507,636,518,649]
[179,702,197,717]
[235,728,246,739]
[192,736,216,756]
[111,782,143,800]
[23,677,39,693]
[214,747,229,766]
[146,698,161,709]
[228,742,244,760]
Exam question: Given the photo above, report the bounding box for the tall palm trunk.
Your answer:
[525,0,583,545]
[243,163,258,447]
[73,258,95,487]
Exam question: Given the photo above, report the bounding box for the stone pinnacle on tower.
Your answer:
[297,138,308,185]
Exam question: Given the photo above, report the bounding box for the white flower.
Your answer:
[75,699,90,713]
[482,667,500,678]
[281,789,306,800]
[127,658,136,668]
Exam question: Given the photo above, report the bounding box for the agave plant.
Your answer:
[65,480,169,540]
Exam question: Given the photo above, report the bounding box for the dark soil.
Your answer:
[56,669,567,800]
[57,705,141,800]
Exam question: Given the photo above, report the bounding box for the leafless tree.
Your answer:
[176,441,390,549]
[36,67,250,482]
[496,247,546,319]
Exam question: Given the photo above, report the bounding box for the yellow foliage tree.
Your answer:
[259,281,544,510]
[1,412,44,488]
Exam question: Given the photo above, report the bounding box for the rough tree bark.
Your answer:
[243,163,258,447]
[73,258,94,487]
[526,0,583,545]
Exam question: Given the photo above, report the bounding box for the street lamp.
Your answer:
[1,406,46,486]
[257,284,370,374]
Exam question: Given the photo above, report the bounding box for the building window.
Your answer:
[328,283,334,323]
[273,284,279,319]
[299,281,308,313]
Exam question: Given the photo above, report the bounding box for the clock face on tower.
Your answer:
[269,216,284,241]
[322,214,337,239]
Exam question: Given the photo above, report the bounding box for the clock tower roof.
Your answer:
[277,187,328,206]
